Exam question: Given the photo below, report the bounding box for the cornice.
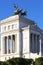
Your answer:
[0,15,19,25]
[0,15,35,25]
[21,26,30,31]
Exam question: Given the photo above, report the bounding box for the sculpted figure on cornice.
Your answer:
[13,4,26,16]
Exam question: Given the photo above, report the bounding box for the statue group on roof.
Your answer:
[13,4,26,16]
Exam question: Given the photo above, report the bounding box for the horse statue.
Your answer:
[13,4,26,16]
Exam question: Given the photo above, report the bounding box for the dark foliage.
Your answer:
[0,57,33,65]
[35,57,43,65]
[0,61,3,65]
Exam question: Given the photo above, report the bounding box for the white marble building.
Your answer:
[0,15,43,61]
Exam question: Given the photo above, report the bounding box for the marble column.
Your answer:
[39,35,42,56]
[11,35,15,53]
[3,37,5,54]
[32,34,34,52]
[1,37,5,54]
[13,35,15,53]
[10,36,12,53]
[34,34,36,53]
[37,35,40,54]
[7,36,8,54]
[17,29,22,57]
[5,37,7,54]
[36,35,37,53]
[28,27,30,57]
[14,35,17,52]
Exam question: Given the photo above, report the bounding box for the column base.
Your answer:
[39,52,42,57]
[23,52,30,59]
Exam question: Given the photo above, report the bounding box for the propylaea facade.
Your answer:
[0,15,43,61]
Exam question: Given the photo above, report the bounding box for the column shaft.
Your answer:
[1,37,5,54]
[10,36,12,53]
[7,37,8,54]
[39,35,41,56]
[32,34,34,52]
[17,30,22,57]
[36,35,37,53]
[28,28,30,57]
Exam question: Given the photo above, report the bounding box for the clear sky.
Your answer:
[0,0,43,29]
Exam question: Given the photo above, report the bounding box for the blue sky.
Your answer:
[0,0,43,29]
